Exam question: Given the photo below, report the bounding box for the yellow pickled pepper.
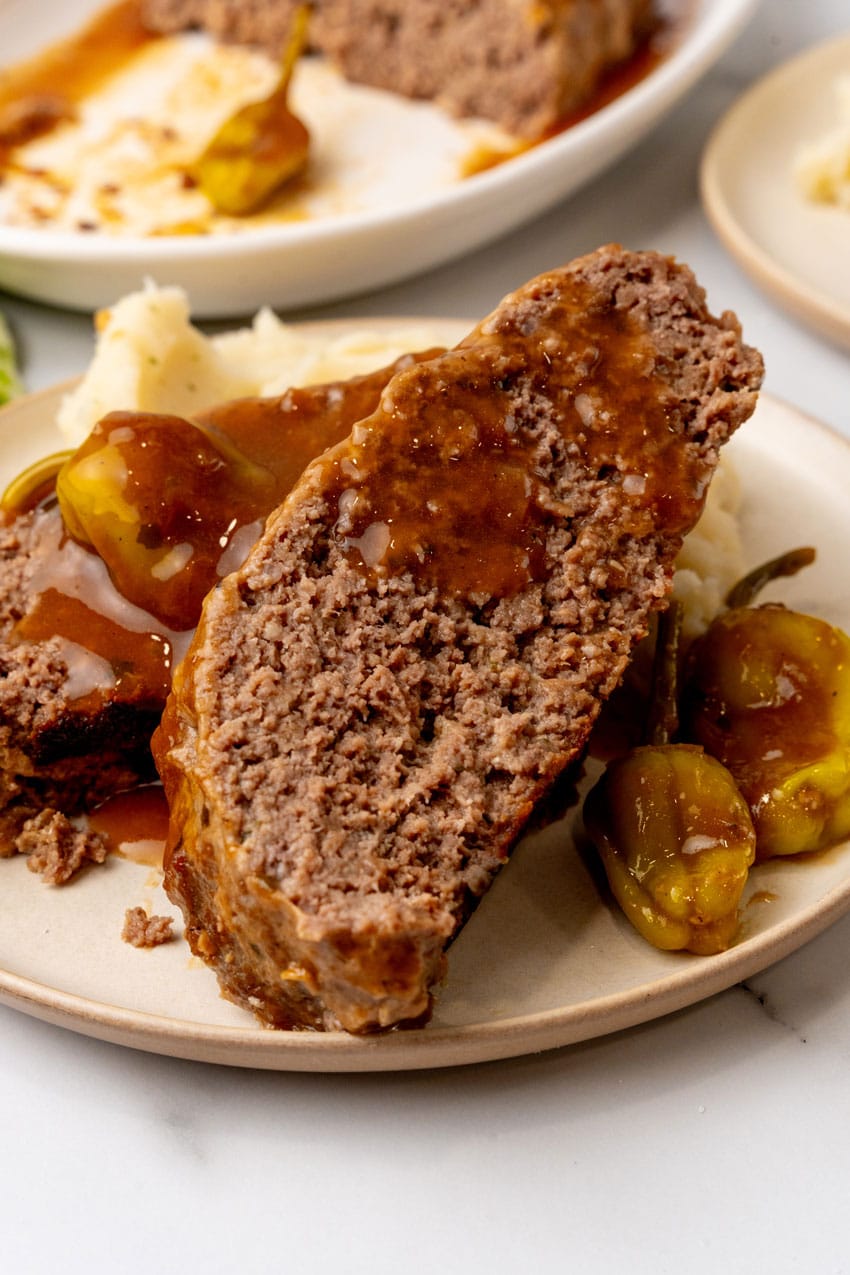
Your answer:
[193,5,310,216]
[583,602,756,955]
[684,589,850,861]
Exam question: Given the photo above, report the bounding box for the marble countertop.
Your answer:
[2,2,849,1272]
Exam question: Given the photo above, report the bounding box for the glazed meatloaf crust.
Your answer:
[155,245,764,1034]
[142,0,655,136]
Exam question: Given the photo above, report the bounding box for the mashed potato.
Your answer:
[673,459,743,638]
[57,283,744,634]
[57,282,463,443]
[794,76,850,209]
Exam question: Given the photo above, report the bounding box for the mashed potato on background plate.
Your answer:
[57,282,744,635]
[794,75,850,210]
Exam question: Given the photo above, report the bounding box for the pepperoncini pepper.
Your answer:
[55,410,278,630]
[584,743,757,954]
[583,603,756,954]
[193,6,310,216]
[683,547,850,860]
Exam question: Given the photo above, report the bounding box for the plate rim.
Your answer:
[1,375,849,1072]
[700,32,850,352]
[2,841,850,1073]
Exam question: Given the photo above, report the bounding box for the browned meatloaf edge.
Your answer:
[154,245,764,1035]
[141,0,656,137]
[0,511,163,860]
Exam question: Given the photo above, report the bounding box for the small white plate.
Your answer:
[0,356,848,1072]
[0,0,760,316]
[701,34,850,351]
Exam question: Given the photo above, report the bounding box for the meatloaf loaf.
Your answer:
[141,0,656,137]
[154,244,764,1035]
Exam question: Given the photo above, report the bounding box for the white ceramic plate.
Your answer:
[701,34,850,351]
[0,359,849,1071]
[0,0,760,316]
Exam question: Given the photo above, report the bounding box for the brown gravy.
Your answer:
[0,0,154,161]
[331,278,692,599]
[8,497,180,709]
[552,4,692,135]
[89,783,169,865]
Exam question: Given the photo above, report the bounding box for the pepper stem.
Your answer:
[725,546,816,610]
[277,4,311,95]
[645,600,683,748]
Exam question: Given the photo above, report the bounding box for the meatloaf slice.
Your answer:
[0,506,170,849]
[311,0,656,136]
[154,245,764,1034]
[141,0,655,137]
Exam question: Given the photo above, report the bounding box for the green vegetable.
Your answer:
[0,313,23,406]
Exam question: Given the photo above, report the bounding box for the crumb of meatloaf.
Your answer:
[17,809,109,885]
[122,906,175,947]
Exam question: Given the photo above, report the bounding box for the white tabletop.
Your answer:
[3,3,850,1273]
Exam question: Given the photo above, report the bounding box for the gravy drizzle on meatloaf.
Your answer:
[154,246,764,1035]
[333,282,710,597]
